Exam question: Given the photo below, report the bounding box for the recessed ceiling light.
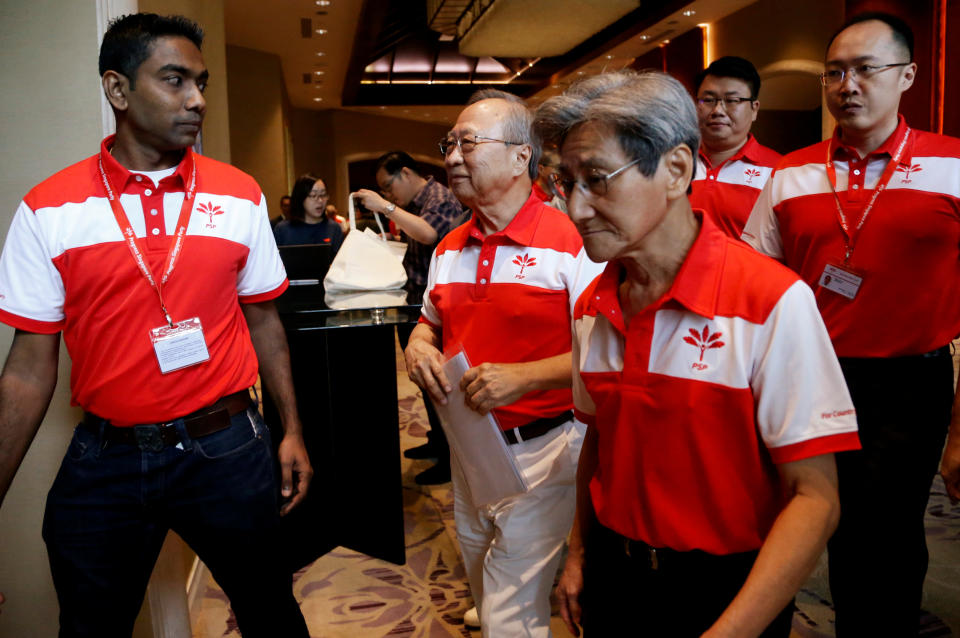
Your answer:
[379,106,386,110]
[315,29,328,35]
[313,97,323,102]
[640,35,650,41]
[683,10,696,17]
[314,70,325,75]
[439,34,454,42]
[403,109,410,113]
[605,55,614,60]
[316,52,326,57]
[662,39,671,45]
[316,0,330,6]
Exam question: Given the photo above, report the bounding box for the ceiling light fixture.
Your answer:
[640,35,650,41]
[682,10,696,17]
[313,97,323,102]
[316,0,330,5]
[316,51,326,57]
[315,29,327,35]
[314,70,325,75]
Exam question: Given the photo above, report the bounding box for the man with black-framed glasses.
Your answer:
[744,12,960,636]
[690,56,781,238]
[405,89,603,636]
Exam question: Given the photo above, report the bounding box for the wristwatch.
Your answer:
[383,203,396,215]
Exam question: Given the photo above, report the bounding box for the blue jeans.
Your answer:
[42,405,309,638]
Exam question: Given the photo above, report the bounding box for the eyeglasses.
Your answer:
[379,173,398,193]
[696,96,754,110]
[306,190,327,199]
[819,62,910,87]
[553,158,641,198]
[438,135,522,156]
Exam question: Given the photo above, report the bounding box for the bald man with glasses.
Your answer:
[743,12,960,636]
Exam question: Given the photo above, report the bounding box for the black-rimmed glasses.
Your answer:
[820,62,910,87]
[696,96,754,109]
[438,135,522,156]
[553,158,641,197]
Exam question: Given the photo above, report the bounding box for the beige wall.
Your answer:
[289,109,450,212]
[226,45,289,217]
[140,0,231,163]
[0,2,103,637]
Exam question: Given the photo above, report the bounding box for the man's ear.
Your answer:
[663,144,695,201]
[513,144,532,178]
[102,71,130,113]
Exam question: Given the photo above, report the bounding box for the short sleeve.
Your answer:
[419,249,442,327]
[571,312,597,427]
[237,193,288,302]
[752,280,860,463]
[0,201,66,332]
[741,175,785,259]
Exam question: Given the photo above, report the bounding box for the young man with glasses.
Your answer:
[690,56,781,238]
[404,90,603,636]
[743,12,960,636]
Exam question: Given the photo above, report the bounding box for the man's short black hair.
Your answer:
[375,151,421,177]
[99,13,204,87]
[694,56,761,100]
[827,12,914,60]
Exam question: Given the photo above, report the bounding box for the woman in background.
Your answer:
[274,173,344,253]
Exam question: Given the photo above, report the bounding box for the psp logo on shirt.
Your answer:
[743,168,762,184]
[683,324,725,371]
[197,201,225,228]
[895,163,922,184]
[513,253,537,279]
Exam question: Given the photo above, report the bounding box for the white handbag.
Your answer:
[323,197,408,293]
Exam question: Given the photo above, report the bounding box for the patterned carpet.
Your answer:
[191,338,960,637]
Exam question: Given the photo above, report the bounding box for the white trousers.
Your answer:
[452,419,584,638]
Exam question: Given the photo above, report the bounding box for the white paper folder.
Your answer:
[433,351,529,507]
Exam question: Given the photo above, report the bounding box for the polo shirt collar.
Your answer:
[699,134,762,169]
[99,134,195,192]
[466,190,543,245]
[830,114,913,164]
[589,211,726,332]
[411,175,436,209]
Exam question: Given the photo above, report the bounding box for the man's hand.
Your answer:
[352,189,392,215]
[404,337,452,405]
[460,362,530,414]
[277,431,312,516]
[941,429,960,503]
[556,553,585,637]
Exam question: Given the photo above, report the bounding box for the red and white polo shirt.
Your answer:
[690,134,781,238]
[421,192,604,431]
[573,213,858,554]
[0,136,288,425]
[742,116,960,358]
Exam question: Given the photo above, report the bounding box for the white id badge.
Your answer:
[818,263,863,300]
[149,317,210,374]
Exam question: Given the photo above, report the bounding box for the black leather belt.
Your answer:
[502,410,572,445]
[81,390,252,452]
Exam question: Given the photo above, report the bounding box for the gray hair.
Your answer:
[467,89,541,179]
[533,70,700,185]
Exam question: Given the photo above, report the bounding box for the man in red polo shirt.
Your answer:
[690,56,781,238]
[405,90,603,636]
[743,12,960,636]
[0,14,311,636]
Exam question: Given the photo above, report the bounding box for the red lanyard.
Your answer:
[98,154,197,327]
[825,128,910,263]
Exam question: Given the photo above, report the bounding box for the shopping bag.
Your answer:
[323,196,407,292]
